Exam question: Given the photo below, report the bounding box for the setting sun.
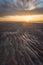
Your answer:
[23,16,31,22]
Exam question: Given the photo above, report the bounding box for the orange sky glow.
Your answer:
[0,14,43,22]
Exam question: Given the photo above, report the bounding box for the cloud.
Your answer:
[0,0,37,11]
[32,0,43,7]
[0,0,43,17]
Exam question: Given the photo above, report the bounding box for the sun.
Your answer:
[23,16,31,22]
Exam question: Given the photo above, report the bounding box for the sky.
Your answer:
[0,0,43,22]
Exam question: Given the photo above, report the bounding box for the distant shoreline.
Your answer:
[0,21,43,23]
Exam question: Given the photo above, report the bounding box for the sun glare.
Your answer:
[23,16,31,22]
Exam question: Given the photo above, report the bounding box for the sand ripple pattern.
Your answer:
[0,31,43,65]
